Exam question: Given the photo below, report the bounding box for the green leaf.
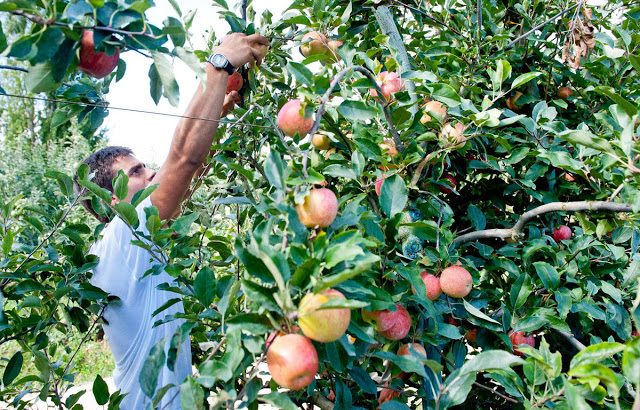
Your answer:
[264,150,286,190]
[463,300,499,324]
[113,171,129,201]
[511,72,542,89]
[558,129,616,155]
[174,47,205,82]
[179,377,205,410]
[374,351,428,377]
[467,205,486,230]
[533,262,560,290]
[338,100,377,121]
[379,174,408,217]
[139,338,167,398]
[570,342,625,368]
[26,62,59,93]
[151,51,179,107]
[459,350,524,375]
[194,268,215,306]
[427,83,461,106]
[315,253,380,292]
[259,392,298,410]
[92,374,109,405]
[622,337,640,384]
[114,202,139,228]
[323,164,357,180]
[595,86,637,117]
[2,351,22,386]
[564,380,593,410]
[171,213,198,235]
[287,61,313,86]
[349,366,377,394]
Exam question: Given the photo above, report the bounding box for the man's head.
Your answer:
[74,146,156,222]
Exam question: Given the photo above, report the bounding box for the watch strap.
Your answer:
[207,53,235,75]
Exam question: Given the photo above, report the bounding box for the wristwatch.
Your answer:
[207,53,235,75]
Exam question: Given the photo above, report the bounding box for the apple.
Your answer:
[379,139,399,157]
[370,72,405,100]
[311,133,331,150]
[226,71,243,93]
[553,225,572,242]
[375,175,386,196]
[440,122,466,149]
[277,99,314,137]
[326,39,343,62]
[440,266,473,298]
[397,342,427,359]
[420,100,448,124]
[509,331,535,357]
[362,303,411,340]
[557,86,573,99]
[295,188,339,228]
[412,271,442,301]
[506,91,523,111]
[439,174,458,194]
[562,172,576,182]
[78,30,120,79]
[266,333,318,390]
[298,289,351,342]
[465,328,478,343]
[300,31,329,57]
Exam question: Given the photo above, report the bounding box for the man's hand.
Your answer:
[215,33,269,68]
[221,90,241,117]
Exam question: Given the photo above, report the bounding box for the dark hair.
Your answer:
[74,146,133,223]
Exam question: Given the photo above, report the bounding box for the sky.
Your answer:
[105,0,290,166]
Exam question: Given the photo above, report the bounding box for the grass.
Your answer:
[0,328,114,386]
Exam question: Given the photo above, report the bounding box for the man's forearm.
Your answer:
[167,64,228,168]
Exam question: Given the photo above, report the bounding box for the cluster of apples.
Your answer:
[299,31,343,63]
[266,289,350,390]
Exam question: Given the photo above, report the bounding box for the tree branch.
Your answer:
[553,329,586,351]
[502,3,579,50]
[0,65,29,73]
[454,201,634,244]
[313,392,335,410]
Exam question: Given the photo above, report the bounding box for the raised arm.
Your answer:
[150,33,268,220]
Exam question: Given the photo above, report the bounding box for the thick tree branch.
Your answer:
[454,201,634,244]
[553,329,586,351]
[313,392,335,410]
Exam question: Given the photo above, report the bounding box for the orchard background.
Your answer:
[1,0,640,409]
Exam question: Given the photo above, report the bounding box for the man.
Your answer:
[75,33,269,409]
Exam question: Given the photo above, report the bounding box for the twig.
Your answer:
[502,3,579,50]
[453,201,634,244]
[609,183,625,201]
[473,381,518,404]
[301,66,403,176]
[552,329,586,351]
[0,65,29,73]
[313,392,335,410]
[389,0,462,36]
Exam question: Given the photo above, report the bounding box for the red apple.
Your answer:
[440,266,473,298]
[379,139,399,157]
[277,99,314,137]
[420,100,448,124]
[440,122,466,149]
[298,289,351,342]
[397,342,427,359]
[326,39,343,62]
[312,133,331,150]
[557,86,573,99]
[295,188,338,228]
[509,331,535,357]
[362,304,411,340]
[553,225,572,242]
[412,271,442,301]
[78,30,120,79]
[375,175,386,196]
[465,328,478,343]
[439,174,458,194]
[266,333,318,390]
[370,72,404,100]
[226,71,243,93]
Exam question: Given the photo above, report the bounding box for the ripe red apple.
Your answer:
[439,174,458,194]
[557,86,573,99]
[420,100,448,124]
[440,122,466,149]
[311,133,331,150]
[298,289,351,342]
[277,99,314,137]
[553,225,572,242]
[78,30,120,79]
[370,72,404,100]
[362,303,411,340]
[300,31,329,57]
[295,188,338,228]
[266,333,318,390]
[465,328,478,343]
[412,271,442,301]
[440,266,473,298]
[509,331,535,357]
[226,71,243,93]
[397,342,427,359]
[506,91,523,111]
[375,175,386,196]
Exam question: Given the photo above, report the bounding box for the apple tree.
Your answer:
[1,0,640,409]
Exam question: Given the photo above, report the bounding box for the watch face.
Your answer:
[211,54,226,66]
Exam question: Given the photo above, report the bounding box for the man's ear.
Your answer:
[110,195,118,207]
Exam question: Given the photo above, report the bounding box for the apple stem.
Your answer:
[453,200,633,245]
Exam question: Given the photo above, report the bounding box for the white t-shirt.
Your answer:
[90,197,192,410]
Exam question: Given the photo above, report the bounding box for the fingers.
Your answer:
[246,33,270,47]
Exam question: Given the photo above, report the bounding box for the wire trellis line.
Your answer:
[0,92,275,130]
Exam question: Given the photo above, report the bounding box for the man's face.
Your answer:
[110,155,156,203]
